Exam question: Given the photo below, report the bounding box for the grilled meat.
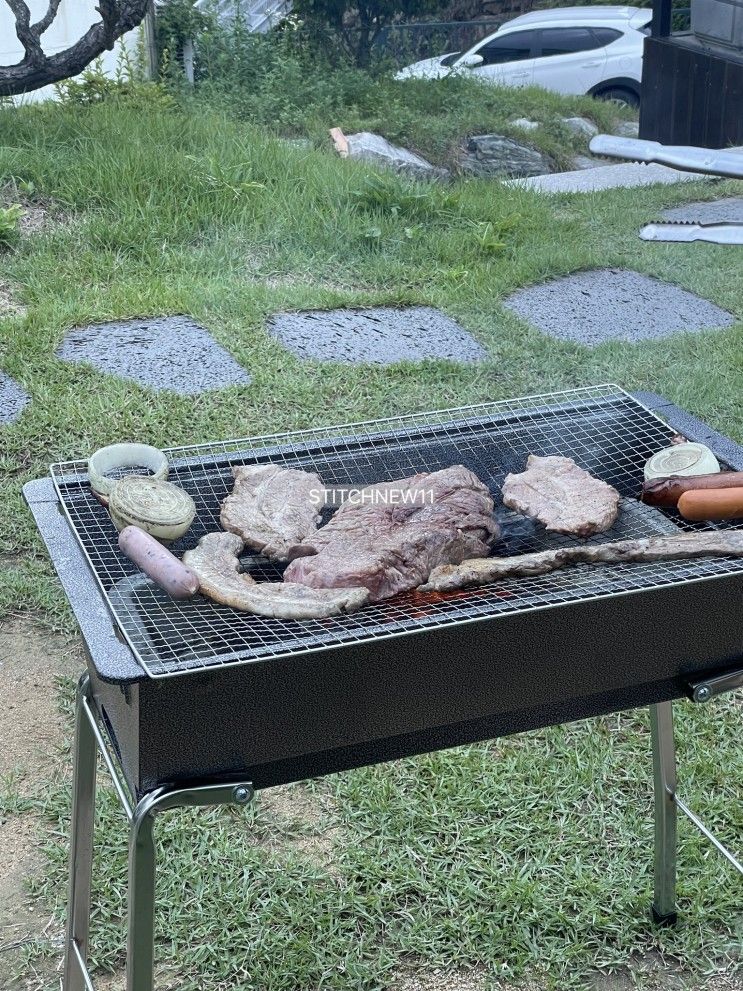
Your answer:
[283,465,499,602]
[184,532,368,619]
[220,464,324,561]
[421,531,743,592]
[502,455,620,536]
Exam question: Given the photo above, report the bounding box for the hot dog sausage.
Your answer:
[641,472,743,507]
[118,526,200,600]
[677,487,743,521]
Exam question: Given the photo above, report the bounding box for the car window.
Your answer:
[440,51,462,67]
[475,30,537,65]
[590,27,623,46]
[537,27,605,56]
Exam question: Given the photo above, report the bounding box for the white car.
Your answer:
[395,6,651,108]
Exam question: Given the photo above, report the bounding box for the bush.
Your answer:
[0,204,23,248]
[54,55,176,111]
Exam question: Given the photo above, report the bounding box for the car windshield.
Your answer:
[440,51,462,67]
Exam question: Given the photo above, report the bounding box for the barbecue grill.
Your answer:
[24,384,743,991]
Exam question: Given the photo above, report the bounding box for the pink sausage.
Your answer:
[118,526,200,600]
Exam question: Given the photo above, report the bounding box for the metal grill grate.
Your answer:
[50,385,743,679]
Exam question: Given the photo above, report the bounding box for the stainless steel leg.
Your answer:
[63,675,98,991]
[127,792,161,991]
[650,702,678,925]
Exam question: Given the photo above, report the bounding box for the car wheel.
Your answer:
[594,86,640,109]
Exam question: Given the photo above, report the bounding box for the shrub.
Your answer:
[0,204,23,248]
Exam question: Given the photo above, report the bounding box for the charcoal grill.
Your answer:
[24,385,743,991]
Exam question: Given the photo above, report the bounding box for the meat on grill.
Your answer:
[283,465,499,602]
[420,531,743,592]
[220,465,324,561]
[502,455,620,536]
[184,532,369,619]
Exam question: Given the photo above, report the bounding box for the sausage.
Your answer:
[118,526,200,600]
[641,472,743,507]
[677,487,743,521]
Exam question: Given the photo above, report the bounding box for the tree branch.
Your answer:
[32,0,63,37]
[4,0,46,68]
[0,0,150,96]
[95,0,121,49]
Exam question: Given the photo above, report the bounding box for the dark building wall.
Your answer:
[640,33,743,147]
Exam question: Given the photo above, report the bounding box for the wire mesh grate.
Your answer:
[50,385,743,679]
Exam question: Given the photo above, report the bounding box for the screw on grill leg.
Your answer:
[63,675,98,991]
[232,784,254,805]
[650,702,678,926]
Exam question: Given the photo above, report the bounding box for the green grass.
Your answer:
[1,93,742,989]
[185,26,630,171]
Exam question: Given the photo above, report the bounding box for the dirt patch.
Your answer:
[0,620,81,989]
[388,967,489,991]
[0,620,82,989]
[255,782,341,871]
[1,184,67,239]
[0,619,82,795]
[0,283,25,320]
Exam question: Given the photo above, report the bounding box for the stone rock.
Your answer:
[56,316,252,395]
[461,135,553,178]
[614,119,640,138]
[0,372,30,424]
[572,155,603,170]
[268,306,486,364]
[562,116,599,139]
[504,269,734,346]
[509,117,539,132]
[345,132,447,179]
[505,161,706,194]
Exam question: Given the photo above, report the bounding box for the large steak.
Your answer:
[283,465,499,601]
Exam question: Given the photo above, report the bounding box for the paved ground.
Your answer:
[0,374,29,425]
[267,307,486,364]
[504,269,735,346]
[505,163,707,194]
[660,198,743,223]
[56,317,252,395]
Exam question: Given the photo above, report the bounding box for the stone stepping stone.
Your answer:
[660,197,743,223]
[505,162,706,195]
[504,269,735,346]
[56,316,251,395]
[0,372,30,424]
[268,306,486,364]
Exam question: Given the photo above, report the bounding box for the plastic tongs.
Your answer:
[588,135,743,244]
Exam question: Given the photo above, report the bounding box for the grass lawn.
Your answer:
[0,93,742,990]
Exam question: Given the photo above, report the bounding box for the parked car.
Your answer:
[395,6,651,108]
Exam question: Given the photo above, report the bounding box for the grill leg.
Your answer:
[127,793,160,991]
[650,702,678,925]
[63,675,98,991]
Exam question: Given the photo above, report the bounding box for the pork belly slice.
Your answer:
[220,464,324,561]
[184,532,368,619]
[420,531,743,592]
[283,465,499,602]
[501,455,620,537]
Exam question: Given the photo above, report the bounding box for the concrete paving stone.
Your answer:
[504,268,735,346]
[56,316,251,395]
[660,197,743,223]
[505,162,707,194]
[268,306,487,364]
[0,371,30,423]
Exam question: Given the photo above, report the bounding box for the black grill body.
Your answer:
[25,392,743,799]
